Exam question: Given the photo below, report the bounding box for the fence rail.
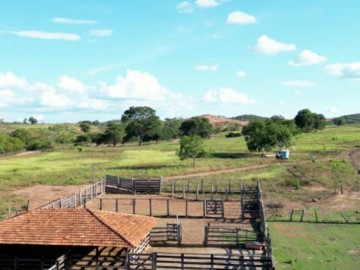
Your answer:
[105,174,162,194]
[204,226,259,247]
[126,252,274,270]
[150,224,182,247]
[39,181,105,210]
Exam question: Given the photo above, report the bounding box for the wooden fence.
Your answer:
[204,225,259,247]
[105,174,162,194]
[93,197,244,219]
[126,252,274,270]
[40,181,105,210]
[150,224,182,247]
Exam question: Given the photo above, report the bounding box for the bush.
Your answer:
[225,132,242,138]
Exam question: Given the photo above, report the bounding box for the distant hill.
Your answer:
[232,114,268,122]
[200,115,248,127]
[331,114,360,124]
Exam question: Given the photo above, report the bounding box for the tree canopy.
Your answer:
[121,106,162,146]
[161,118,181,140]
[179,117,213,138]
[177,135,207,168]
[96,122,125,147]
[294,109,326,132]
[242,117,296,155]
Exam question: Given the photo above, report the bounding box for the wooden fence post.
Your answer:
[196,184,199,200]
[167,199,170,217]
[171,180,175,197]
[222,196,225,219]
[187,179,190,192]
[99,199,102,210]
[185,199,188,217]
[133,198,136,214]
[152,253,157,270]
[203,199,206,218]
[215,179,218,193]
[228,179,231,194]
[211,186,214,200]
[149,199,152,216]
[201,179,204,194]
[115,199,119,213]
[182,184,185,199]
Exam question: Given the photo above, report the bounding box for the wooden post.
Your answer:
[181,253,184,269]
[174,180,177,194]
[167,199,170,217]
[99,198,103,210]
[149,199,152,216]
[196,184,199,200]
[215,179,218,193]
[177,224,182,247]
[225,187,229,201]
[204,226,208,246]
[315,209,318,222]
[228,179,231,194]
[290,209,294,221]
[185,199,188,217]
[222,196,225,219]
[203,199,206,218]
[115,199,119,213]
[182,184,185,199]
[300,209,305,222]
[201,179,204,194]
[236,227,239,247]
[152,253,157,270]
[187,179,190,192]
[171,180,175,197]
[133,198,136,214]
[211,186,214,200]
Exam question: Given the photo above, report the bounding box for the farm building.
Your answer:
[0,208,158,269]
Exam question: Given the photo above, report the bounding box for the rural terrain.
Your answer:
[0,118,359,269]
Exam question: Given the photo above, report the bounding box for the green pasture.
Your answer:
[0,125,359,216]
[269,223,360,270]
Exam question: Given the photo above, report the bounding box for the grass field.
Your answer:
[268,223,360,270]
[0,125,359,214]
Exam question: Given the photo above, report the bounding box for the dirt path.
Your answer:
[164,154,344,180]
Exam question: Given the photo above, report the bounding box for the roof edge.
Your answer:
[86,209,134,248]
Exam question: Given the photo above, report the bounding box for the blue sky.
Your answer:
[0,0,359,123]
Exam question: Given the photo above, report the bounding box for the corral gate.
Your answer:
[206,200,223,215]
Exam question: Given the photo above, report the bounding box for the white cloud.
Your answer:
[236,70,246,77]
[255,35,296,55]
[11,30,80,41]
[89,29,113,37]
[195,65,218,71]
[58,76,87,93]
[176,1,194,13]
[325,62,360,78]
[195,0,224,8]
[281,80,316,88]
[289,50,327,67]
[105,70,169,100]
[52,17,98,25]
[39,85,73,108]
[0,89,16,104]
[0,71,28,89]
[226,11,256,25]
[203,87,256,104]
[326,107,338,114]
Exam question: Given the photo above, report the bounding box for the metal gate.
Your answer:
[206,200,223,215]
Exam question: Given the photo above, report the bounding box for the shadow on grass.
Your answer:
[211,152,254,159]
[107,164,183,170]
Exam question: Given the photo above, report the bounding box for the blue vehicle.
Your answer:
[276,149,289,159]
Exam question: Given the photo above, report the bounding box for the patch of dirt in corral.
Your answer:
[12,185,89,210]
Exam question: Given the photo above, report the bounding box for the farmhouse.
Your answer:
[0,208,157,269]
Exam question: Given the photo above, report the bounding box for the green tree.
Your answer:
[79,122,91,133]
[294,109,326,132]
[28,116,38,125]
[177,135,206,168]
[333,117,346,126]
[242,120,273,156]
[121,106,162,146]
[179,117,213,138]
[97,123,125,147]
[161,118,181,140]
[242,117,295,155]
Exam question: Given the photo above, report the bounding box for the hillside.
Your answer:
[200,114,248,127]
[232,114,268,122]
[331,114,360,124]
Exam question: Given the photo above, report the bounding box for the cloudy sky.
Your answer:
[0,0,359,123]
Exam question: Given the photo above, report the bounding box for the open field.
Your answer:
[0,125,359,216]
[268,223,360,269]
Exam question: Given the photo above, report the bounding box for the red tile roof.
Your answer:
[0,209,157,248]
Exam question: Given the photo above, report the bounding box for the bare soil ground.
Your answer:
[12,184,88,210]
